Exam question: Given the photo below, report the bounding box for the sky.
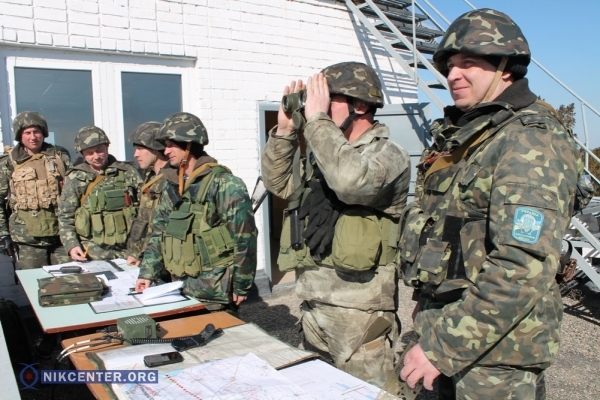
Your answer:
[414,0,600,149]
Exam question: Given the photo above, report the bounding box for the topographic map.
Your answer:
[113,353,315,400]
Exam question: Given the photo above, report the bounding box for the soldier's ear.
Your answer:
[353,99,370,115]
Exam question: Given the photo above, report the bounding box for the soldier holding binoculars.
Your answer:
[261,62,410,386]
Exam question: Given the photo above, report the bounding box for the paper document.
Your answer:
[89,273,187,313]
[112,353,315,400]
[280,359,380,399]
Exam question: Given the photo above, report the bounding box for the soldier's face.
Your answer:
[446,53,502,111]
[328,95,351,130]
[133,145,155,170]
[20,126,44,154]
[163,140,187,167]
[82,144,109,171]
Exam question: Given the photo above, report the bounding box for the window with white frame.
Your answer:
[2,53,193,161]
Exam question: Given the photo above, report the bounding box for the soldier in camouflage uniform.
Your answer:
[58,126,143,261]
[262,62,410,387]
[398,9,582,399]
[0,111,71,269]
[135,112,257,311]
[125,121,174,266]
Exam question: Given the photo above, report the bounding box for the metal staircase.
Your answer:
[340,0,600,291]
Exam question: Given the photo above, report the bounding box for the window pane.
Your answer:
[121,72,181,161]
[14,67,94,160]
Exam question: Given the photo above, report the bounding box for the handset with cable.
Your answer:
[171,323,222,352]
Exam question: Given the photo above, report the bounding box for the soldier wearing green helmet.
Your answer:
[398,9,583,399]
[0,111,72,269]
[58,125,142,261]
[135,112,257,313]
[124,121,174,266]
[261,62,410,386]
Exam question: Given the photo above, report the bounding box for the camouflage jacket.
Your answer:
[262,113,410,311]
[126,167,175,259]
[411,80,581,376]
[0,143,71,246]
[57,155,143,259]
[138,154,257,304]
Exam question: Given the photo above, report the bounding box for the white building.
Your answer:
[0,0,427,303]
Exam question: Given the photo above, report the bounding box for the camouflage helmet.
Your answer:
[13,111,49,141]
[157,112,209,146]
[128,121,164,151]
[433,8,531,77]
[322,62,384,108]
[74,125,110,153]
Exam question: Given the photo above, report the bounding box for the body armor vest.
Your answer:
[74,170,136,246]
[127,173,164,255]
[9,150,66,237]
[162,165,235,278]
[278,146,399,273]
[399,102,561,301]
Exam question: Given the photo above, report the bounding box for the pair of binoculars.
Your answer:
[281,90,307,131]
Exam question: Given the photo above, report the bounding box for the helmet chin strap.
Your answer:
[482,56,509,103]
[338,96,358,132]
[178,142,192,196]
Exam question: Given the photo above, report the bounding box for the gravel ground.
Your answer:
[14,282,600,399]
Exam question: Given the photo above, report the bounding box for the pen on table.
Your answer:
[128,292,143,296]
[82,244,89,259]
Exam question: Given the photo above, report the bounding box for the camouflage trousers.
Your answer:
[17,243,70,269]
[300,300,398,388]
[417,296,546,400]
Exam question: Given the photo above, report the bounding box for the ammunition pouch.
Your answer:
[38,274,109,307]
[17,209,59,237]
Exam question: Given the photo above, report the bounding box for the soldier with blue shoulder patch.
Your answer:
[398,8,583,399]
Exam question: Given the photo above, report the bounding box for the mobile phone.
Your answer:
[143,351,184,368]
[59,266,83,274]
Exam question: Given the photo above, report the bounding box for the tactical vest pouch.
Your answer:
[112,211,128,244]
[105,189,126,211]
[17,209,59,237]
[128,219,148,242]
[104,213,117,246]
[38,274,108,307]
[75,207,91,238]
[13,167,38,210]
[196,225,234,271]
[91,213,104,244]
[415,239,450,286]
[398,204,434,287]
[165,211,194,241]
[278,210,299,272]
[331,209,383,272]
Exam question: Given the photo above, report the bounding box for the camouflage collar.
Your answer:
[350,121,388,147]
[11,142,56,163]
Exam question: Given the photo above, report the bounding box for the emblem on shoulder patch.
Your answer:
[512,207,544,244]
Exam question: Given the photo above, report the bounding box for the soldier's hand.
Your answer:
[276,80,306,136]
[69,246,87,261]
[126,256,141,266]
[400,343,441,391]
[305,73,330,120]
[135,279,151,292]
[232,293,247,306]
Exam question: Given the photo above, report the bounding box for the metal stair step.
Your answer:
[426,81,446,89]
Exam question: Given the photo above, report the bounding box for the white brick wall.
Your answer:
[0,0,418,296]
